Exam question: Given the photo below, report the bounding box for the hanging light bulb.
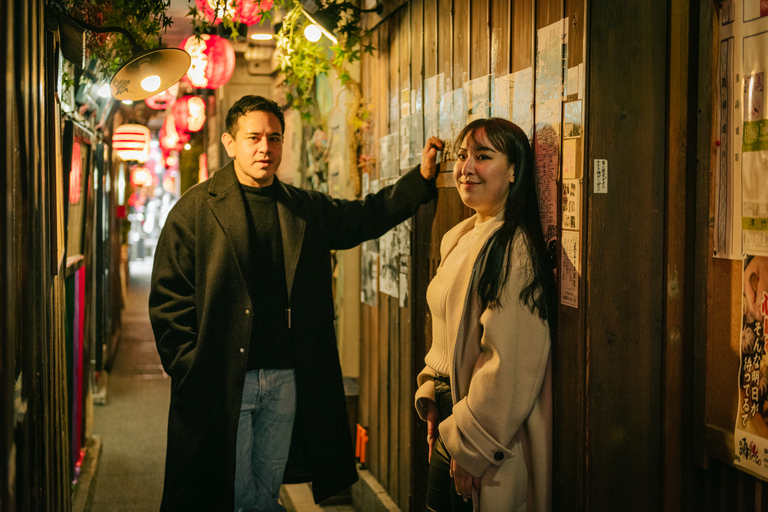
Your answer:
[97,83,111,97]
[304,24,322,42]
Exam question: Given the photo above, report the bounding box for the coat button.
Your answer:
[240,348,245,353]
[494,451,504,461]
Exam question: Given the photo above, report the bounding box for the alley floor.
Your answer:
[84,257,355,512]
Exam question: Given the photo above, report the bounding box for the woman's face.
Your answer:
[453,128,515,221]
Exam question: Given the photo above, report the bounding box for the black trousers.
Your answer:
[426,377,474,512]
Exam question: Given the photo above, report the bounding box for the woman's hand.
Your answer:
[451,459,481,502]
[425,400,439,462]
[420,137,444,180]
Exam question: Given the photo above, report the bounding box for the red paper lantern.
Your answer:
[181,34,235,90]
[194,0,273,26]
[69,142,82,204]
[130,166,154,188]
[172,95,207,133]
[159,115,190,152]
[145,83,180,110]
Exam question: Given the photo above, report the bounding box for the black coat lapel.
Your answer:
[276,182,305,301]
[207,164,252,288]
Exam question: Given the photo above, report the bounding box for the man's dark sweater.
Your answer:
[241,181,295,369]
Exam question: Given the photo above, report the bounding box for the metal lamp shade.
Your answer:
[110,48,191,102]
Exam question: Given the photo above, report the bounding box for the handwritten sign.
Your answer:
[594,159,608,194]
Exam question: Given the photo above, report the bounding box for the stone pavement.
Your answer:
[75,257,354,512]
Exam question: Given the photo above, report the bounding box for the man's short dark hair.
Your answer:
[225,95,285,137]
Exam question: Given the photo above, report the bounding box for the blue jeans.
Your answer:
[234,369,297,512]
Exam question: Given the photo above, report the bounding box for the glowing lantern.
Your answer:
[194,0,273,25]
[113,124,151,162]
[69,142,82,204]
[159,115,190,152]
[199,153,209,182]
[172,95,207,133]
[162,172,177,193]
[130,166,154,188]
[145,83,180,110]
[181,34,235,90]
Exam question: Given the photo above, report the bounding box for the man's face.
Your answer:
[222,110,283,187]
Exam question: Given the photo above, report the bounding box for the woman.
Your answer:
[416,118,555,512]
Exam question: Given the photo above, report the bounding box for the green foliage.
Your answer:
[53,0,174,76]
[273,0,375,124]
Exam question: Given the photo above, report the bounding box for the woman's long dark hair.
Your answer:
[454,118,556,323]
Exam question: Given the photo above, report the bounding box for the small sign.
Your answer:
[594,159,608,193]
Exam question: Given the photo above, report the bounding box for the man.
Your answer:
[149,95,438,511]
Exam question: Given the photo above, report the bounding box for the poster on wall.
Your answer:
[717,0,768,259]
[534,18,568,264]
[734,255,768,475]
[741,29,768,254]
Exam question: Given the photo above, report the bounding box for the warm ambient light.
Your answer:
[122,99,133,105]
[250,33,273,41]
[304,24,322,43]
[184,143,191,150]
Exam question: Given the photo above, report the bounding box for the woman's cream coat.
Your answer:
[415,215,552,512]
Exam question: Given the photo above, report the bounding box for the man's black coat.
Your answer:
[149,162,435,510]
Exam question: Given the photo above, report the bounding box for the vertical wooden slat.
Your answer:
[490,0,511,77]
[586,0,667,508]
[453,0,470,89]
[470,0,489,79]
[554,0,586,508]
[413,2,437,509]
[360,42,372,432]
[369,22,386,480]
[663,0,690,510]
[511,0,534,72]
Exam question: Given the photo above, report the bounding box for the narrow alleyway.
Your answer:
[86,257,355,511]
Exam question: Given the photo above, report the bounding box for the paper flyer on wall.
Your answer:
[361,239,379,306]
[535,18,568,255]
[734,254,768,476]
[741,26,768,255]
[560,230,579,308]
[717,0,768,258]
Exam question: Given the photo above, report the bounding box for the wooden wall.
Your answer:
[359,0,582,510]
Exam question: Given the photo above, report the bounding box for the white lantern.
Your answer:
[113,124,151,163]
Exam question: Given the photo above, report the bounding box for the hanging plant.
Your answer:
[187,0,274,40]
[272,0,376,125]
[53,0,174,76]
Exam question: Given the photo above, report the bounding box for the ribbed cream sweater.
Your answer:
[424,214,504,376]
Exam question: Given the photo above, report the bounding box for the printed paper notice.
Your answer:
[594,159,608,193]
[560,231,579,308]
[562,179,580,230]
[742,30,768,255]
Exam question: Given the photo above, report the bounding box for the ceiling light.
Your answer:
[97,83,111,97]
[251,33,273,41]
